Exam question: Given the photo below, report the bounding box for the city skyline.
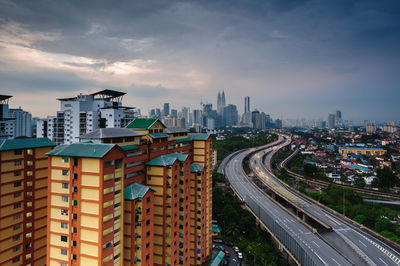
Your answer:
[0,1,399,121]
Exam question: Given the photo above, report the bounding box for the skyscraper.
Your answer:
[38,90,135,145]
[244,96,250,114]
[335,110,342,126]
[216,91,226,116]
[224,104,238,126]
[328,114,335,128]
[163,103,170,117]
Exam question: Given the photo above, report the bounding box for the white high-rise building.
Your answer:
[0,95,32,139]
[38,90,135,144]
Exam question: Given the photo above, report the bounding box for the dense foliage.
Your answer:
[212,175,288,265]
[303,184,400,243]
[213,133,277,160]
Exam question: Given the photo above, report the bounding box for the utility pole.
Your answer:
[343,187,345,216]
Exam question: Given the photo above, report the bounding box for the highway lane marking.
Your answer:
[324,213,342,226]
[358,240,367,247]
[379,257,388,266]
[312,241,320,248]
[331,257,341,266]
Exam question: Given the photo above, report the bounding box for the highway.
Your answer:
[222,137,351,266]
[248,135,400,266]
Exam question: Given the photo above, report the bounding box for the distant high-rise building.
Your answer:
[335,110,342,126]
[251,110,261,129]
[39,90,135,144]
[382,122,397,133]
[149,108,156,117]
[171,109,178,118]
[193,109,202,125]
[366,124,376,133]
[244,96,250,113]
[224,104,238,126]
[0,95,33,139]
[163,103,170,116]
[217,91,226,116]
[156,108,161,118]
[182,107,190,128]
[275,119,282,129]
[328,114,335,128]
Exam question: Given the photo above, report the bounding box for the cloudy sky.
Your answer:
[0,0,399,122]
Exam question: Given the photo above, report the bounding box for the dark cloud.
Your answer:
[0,0,399,120]
[0,70,96,92]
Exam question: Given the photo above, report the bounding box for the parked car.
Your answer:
[224,250,230,257]
[226,241,234,247]
[233,246,240,253]
[216,245,225,251]
[237,252,243,260]
[214,239,223,243]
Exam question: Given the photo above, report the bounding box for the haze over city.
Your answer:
[0,0,399,121]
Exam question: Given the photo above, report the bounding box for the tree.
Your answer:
[354,176,366,188]
[353,214,366,224]
[375,217,395,233]
[375,166,397,188]
[304,163,318,177]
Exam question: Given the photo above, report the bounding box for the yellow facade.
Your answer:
[339,147,386,156]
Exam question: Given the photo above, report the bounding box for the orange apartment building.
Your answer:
[46,118,214,265]
[0,138,55,266]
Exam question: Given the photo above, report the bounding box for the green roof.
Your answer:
[146,152,188,166]
[212,224,222,233]
[176,137,191,143]
[0,138,55,151]
[209,251,225,266]
[189,133,211,141]
[190,163,204,173]
[46,142,118,158]
[126,118,160,129]
[124,182,154,200]
[120,145,139,151]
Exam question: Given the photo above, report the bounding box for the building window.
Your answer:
[13,182,21,187]
[62,170,69,176]
[60,263,67,266]
[13,214,21,220]
[60,249,67,255]
[13,235,20,241]
[61,209,68,216]
[13,224,21,230]
[12,245,21,252]
[14,150,22,155]
[146,220,150,226]
[146,231,150,237]
[61,222,68,229]
[61,236,68,242]
[147,197,151,203]
[62,183,69,189]
[61,196,68,202]
[14,171,21,177]
[14,192,21,198]
[62,157,69,163]
[12,256,20,263]
[104,160,114,167]
[14,160,22,166]
[146,208,150,214]
[14,202,22,209]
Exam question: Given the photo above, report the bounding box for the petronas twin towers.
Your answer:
[217,90,226,115]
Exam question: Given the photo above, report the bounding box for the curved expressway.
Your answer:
[249,135,400,266]
[223,136,351,266]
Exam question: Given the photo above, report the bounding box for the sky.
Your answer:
[0,0,399,122]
